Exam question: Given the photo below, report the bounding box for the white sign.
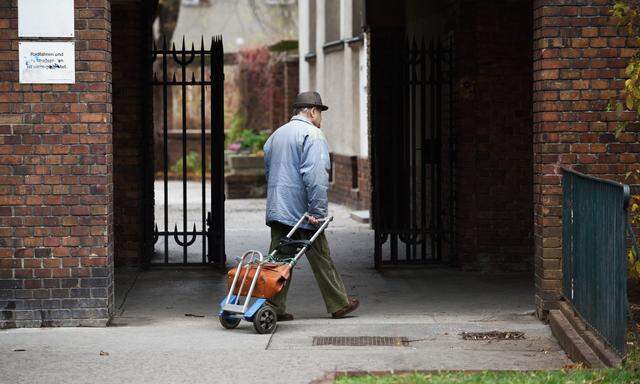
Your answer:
[18,0,74,38]
[19,42,75,84]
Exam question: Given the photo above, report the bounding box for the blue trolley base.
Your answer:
[218,295,268,322]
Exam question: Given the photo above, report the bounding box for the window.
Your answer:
[352,0,364,36]
[182,0,210,6]
[309,0,316,52]
[264,0,296,4]
[325,0,340,42]
[351,156,359,189]
[329,153,334,183]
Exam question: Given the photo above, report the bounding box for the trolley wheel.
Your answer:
[219,314,241,329]
[253,305,277,334]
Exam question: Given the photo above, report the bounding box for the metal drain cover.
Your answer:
[461,331,525,340]
[312,336,409,347]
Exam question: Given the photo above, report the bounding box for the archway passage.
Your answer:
[112,1,227,268]
[0,0,608,346]
[0,0,583,374]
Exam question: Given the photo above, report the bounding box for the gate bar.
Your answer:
[162,37,169,264]
[180,39,188,264]
[429,39,437,260]
[410,39,417,261]
[436,40,443,261]
[420,38,427,261]
[200,37,207,264]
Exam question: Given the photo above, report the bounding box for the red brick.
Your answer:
[0,0,118,326]
[533,0,636,317]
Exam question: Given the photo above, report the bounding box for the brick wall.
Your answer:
[112,1,152,266]
[270,59,286,129]
[0,0,113,327]
[237,52,299,133]
[328,153,370,210]
[283,57,300,124]
[453,0,534,272]
[533,0,636,315]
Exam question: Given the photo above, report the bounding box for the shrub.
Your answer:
[170,151,201,177]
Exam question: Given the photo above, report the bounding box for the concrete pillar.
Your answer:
[316,0,326,98]
[359,36,369,158]
[298,0,310,91]
[342,0,358,155]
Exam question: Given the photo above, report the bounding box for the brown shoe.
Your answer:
[331,298,360,319]
[277,313,294,321]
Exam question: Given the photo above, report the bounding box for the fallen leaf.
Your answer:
[460,331,526,340]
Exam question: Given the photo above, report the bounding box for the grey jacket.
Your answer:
[264,116,330,230]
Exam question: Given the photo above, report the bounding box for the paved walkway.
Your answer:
[0,187,570,384]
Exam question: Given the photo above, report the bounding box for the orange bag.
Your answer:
[227,263,291,299]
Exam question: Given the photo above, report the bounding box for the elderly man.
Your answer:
[263,91,359,320]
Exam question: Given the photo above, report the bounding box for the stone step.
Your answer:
[558,301,622,367]
[549,309,606,368]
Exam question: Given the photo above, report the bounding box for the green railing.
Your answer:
[562,168,630,355]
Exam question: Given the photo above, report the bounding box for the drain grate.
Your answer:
[461,331,525,340]
[312,336,409,347]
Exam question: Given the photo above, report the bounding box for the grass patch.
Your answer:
[335,370,640,384]
[335,349,640,384]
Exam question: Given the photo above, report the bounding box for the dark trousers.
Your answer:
[268,222,349,314]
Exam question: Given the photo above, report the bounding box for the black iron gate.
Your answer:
[371,33,455,267]
[149,36,225,266]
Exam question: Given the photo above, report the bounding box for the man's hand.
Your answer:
[307,215,320,226]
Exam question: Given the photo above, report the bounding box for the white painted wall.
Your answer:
[299,0,310,91]
[358,36,369,158]
[297,0,369,159]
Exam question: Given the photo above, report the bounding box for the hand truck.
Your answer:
[218,213,333,334]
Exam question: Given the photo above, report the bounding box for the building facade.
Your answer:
[0,0,636,327]
[298,0,370,210]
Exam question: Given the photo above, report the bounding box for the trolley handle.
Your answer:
[290,216,333,265]
[284,213,330,237]
[268,214,334,261]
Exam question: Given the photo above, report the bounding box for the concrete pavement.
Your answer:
[0,185,571,383]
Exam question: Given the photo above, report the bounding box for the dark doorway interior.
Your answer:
[371,33,454,267]
[112,0,155,267]
[368,0,534,272]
